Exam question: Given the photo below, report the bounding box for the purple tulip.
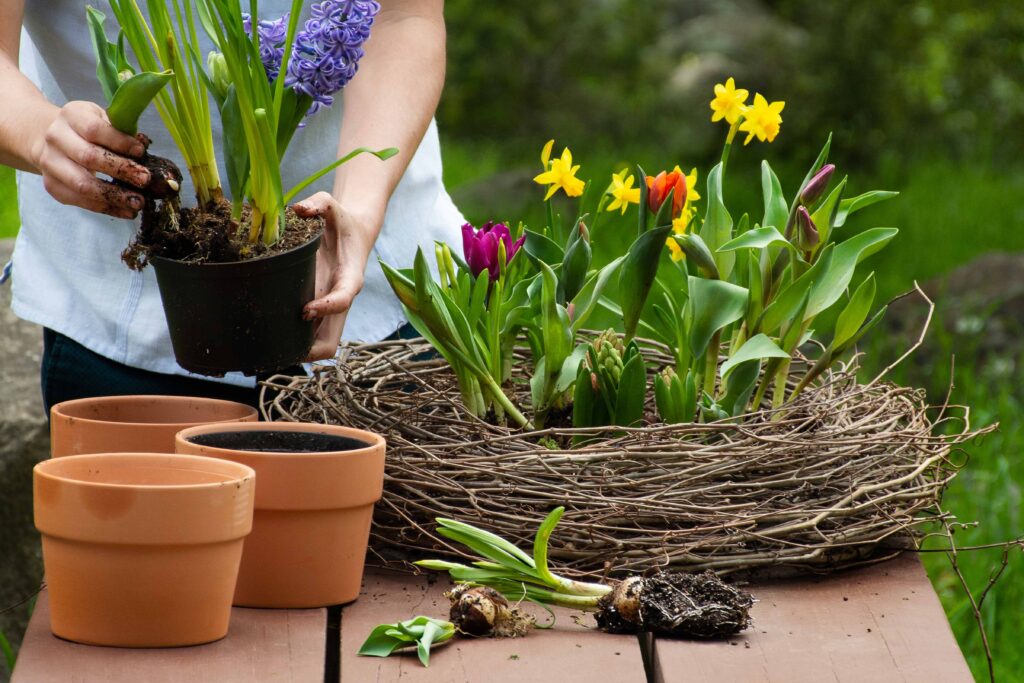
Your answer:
[795,206,820,250]
[799,163,835,206]
[461,221,526,281]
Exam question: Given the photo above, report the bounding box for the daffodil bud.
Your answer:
[577,220,590,243]
[799,164,835,206]
[795,206,820,251]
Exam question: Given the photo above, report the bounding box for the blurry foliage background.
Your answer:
[1,1,1023,680]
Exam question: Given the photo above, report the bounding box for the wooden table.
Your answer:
[11,553,972,682]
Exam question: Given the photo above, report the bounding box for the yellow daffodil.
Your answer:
[534,140,585,200]
[710,77,749,125]
[666,235,684,262]
[739,93,785,145]
[606,169,641,215]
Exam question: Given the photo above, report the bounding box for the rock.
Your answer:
[0,237,46,680]
[886,251,1024,384]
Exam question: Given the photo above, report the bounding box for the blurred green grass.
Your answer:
[444,137,1023,681]
[0,167,16,239]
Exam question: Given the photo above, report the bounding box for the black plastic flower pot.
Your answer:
[151,234,321,377]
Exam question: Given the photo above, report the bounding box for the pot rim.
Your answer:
[50,395,257,429]
[149,231,322,270]
[175,421,385,459]
[34,452,256,491]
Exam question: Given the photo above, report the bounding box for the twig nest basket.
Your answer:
[262,337,984,578]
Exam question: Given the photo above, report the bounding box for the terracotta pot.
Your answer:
[175,422,385,608]
[34,453,255,647]
[50,395,257,457]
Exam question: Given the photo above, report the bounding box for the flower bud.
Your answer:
[799,164,835,206]
[207,51,231,100]
[577,220,590,242]
[795,206,820,251]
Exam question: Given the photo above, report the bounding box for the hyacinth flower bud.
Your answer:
[207,51,231,100]
[799,164,835,207]
[795,206,820,251]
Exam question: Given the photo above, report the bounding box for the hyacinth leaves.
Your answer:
[86,7,172,136]
[573,331,647,431]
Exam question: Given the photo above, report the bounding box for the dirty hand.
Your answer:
[293,192,378,362]
[34,100,150,219]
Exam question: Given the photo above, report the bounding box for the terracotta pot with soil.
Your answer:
[175,421,386,608]
[50,395,257,457]
[33,453,255,647]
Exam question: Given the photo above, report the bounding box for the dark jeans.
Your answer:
[40,324,421,416]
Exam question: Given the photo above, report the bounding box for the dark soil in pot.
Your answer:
[114,145,325,377]
[187,430,371,453]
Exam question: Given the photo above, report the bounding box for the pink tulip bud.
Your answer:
[799,164,835,206]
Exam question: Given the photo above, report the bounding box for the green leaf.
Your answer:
[760,245,833,334]
[435,517,536,569]
[718,225,792,253]
[570,256,623,333]
[619,225,673,339]
[614,352,646,426]
[0,630,14,675]
[720,333,789,378]
[654,372,675,423]
[107,70,173,135]
[806,228,897,318]
[358,617,455,667]
[699,163,735,278]
[687,277,748,358]
[358,624,414,658]
[86,6,123,104]
[721,357,762,416]
[218,85,249,208]
[284,147,399,205]
[842,304,887,349]
[672,233,719,278]
[636,166,649,235]
[533,507,565,587]
[572,357,605,429]
[834,191,899,228]
[760,160,789,232]
[555,345,588,394]
[560,226,592,303]
[524,229,565,266]
[833,273,876,348]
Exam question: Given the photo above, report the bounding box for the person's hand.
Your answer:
[34,101,151,219]
[293,192,379,361]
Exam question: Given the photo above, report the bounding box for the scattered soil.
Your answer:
[595,571,754,639]
[119,136,323,270]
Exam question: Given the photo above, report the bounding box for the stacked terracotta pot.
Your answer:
[35,395,385,648]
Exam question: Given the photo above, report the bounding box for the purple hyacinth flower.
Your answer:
[461,221,526,281]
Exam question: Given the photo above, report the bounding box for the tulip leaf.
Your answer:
[805,227,897,318]
[699,162,735,278]
[570,256,623,333]
[810,177,847,245]
[614,352,646,426]
[358,616,455,667]
[672,233,719,278]
[834,191,900,228]
[636,165,650,235]
[720,357,763,416]
[761,160,789,232]
[560,225,592,303]
[86,6,124,103]
[687,277,748,359]
[720,333,789,378]
[619,225,673,340]
[107,70,173,135]
[524,229,564,267]
[834,273,877,349]
[555,345,588,393]
[718,225,792,253]
[842,304,888,350]
[760,245,834,334]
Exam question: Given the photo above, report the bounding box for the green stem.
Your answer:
[703,331,720,397]
[482,376,532,429]
[771,359,791,409]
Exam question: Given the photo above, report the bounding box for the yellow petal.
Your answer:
[541,139,554,168]
[534,170,557,185]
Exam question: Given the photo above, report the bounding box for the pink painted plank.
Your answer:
[340,569,647,682]
[12,591,327,683]
[654,553,972,683]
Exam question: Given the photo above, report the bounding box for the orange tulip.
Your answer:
[645,167,688,219]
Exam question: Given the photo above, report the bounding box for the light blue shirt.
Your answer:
[9,1,462,386]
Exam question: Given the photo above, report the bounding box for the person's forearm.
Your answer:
[0,0,58,172]
[329,0,446,234]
